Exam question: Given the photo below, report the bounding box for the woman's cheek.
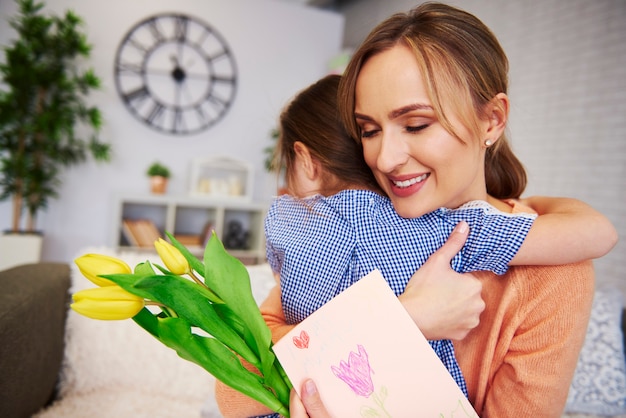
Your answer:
[361,140,379,171]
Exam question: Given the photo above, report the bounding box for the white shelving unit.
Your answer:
[112,194,267,264]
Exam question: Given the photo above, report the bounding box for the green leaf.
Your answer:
[132,306,159,338]
[202,233,277,382]
[155,316,289,416]
[133,261,156,276]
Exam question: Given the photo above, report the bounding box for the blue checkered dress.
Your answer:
[265,189,536,402]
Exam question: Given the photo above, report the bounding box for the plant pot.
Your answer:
[0,232,43,271]
[150,176,168,194]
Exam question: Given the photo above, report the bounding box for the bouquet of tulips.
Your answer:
[72,232,292,417]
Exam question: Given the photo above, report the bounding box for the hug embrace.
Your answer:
[216,2,618,417]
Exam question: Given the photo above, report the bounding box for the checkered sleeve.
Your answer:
[441,201,537,275]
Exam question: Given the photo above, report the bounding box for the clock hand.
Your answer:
[169,55,186,83]
[180,72,209,81]
[175,79,182,108]
[181,80,196,106]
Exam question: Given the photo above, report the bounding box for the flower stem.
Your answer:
[145,301,178,318]
[188,270,205,286]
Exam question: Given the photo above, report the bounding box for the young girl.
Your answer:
[215,73,616,417]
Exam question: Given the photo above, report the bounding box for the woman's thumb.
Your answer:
[435,221,469,261]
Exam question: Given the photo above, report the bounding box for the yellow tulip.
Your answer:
[154,238,190,275]
[75,253,132,287]
[71,286,145,320]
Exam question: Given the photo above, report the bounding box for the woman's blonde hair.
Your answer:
[338,2,527,199]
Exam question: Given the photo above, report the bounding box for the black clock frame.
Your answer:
[114,13,238,135]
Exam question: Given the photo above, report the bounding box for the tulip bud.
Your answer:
[154,238,190,275]
[71,286,145,320]
[75,254,132,287]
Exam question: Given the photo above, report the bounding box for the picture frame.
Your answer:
[188,156,253,201]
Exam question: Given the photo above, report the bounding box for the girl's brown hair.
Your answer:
[276,74,381,197]
[338,2,527,199]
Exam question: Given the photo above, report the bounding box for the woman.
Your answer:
[302,3,604,416]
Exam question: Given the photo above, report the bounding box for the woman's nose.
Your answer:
[375,132,409,174]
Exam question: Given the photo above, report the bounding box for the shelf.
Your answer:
[112,194,267,264]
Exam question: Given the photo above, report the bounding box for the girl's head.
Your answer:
[338,2,526,217]
[276,74,380,198]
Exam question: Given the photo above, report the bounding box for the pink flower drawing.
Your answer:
[331,344,374,397]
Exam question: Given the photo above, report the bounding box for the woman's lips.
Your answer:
[388,173,430,197]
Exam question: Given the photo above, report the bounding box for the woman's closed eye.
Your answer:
[406,124,429,134]
[358,122,380,139]
[360,128,379,139]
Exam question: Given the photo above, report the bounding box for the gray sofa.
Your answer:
[0,263,70,418]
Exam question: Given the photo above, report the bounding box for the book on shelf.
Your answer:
[173,234,202,246]
[122,219,162,248]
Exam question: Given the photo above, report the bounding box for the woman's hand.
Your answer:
[289,379,331,418]
[398,221,485,341]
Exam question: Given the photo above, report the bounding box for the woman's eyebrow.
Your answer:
[354,112,374,122]
[389,103,432,120]
[354,103,432,122]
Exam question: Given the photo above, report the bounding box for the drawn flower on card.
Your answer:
[439,399,476,418]
[331,344,374,397]
[293,330,310,349]
[361,386,391,418]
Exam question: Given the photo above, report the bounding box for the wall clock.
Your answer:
[114,13,237,135]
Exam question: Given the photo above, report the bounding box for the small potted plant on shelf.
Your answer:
[146,162,171,194]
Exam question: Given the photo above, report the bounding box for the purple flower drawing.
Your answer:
[331,344,374,397]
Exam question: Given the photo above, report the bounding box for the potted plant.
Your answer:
[0,0,110,266]
[146,162,171,194]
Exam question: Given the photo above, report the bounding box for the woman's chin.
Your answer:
[390,199,434,219]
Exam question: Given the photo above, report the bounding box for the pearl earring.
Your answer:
[484,139,493,147]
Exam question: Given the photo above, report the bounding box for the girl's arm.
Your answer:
[511,196,618,265]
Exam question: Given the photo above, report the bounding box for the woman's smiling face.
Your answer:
[354,43,489,218]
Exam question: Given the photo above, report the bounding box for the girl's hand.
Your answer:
[399,221,485,341]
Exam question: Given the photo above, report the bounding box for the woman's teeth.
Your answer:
[393,173,429,188]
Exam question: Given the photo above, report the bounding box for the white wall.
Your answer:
[339,0,626,293]
[0,0,344,263]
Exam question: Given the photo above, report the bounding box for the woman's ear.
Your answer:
[484,92,509,145]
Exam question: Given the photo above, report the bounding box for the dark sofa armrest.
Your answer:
[0,263,71,418]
